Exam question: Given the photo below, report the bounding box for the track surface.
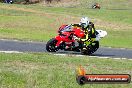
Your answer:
[0,39,132,59]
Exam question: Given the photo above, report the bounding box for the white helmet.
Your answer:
[80,17,90,28]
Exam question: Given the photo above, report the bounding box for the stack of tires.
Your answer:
[3,0,13,3]
[0,0,13,3]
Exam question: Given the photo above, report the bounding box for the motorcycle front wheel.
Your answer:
[46,38,58,52]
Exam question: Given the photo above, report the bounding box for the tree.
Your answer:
[0,0,4,2]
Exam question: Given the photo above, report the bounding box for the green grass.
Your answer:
[0,15,56,41]
[38,7,132,25]
[0,3,132,48]
[0,53,132,88]
[100,30,132,48]
[0,2,132,88]
[78,0,132,9]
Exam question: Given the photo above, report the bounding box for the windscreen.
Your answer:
[61,25,72,32]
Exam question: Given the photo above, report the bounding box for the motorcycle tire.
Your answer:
[46,38,58,52]
[81,41,99,55]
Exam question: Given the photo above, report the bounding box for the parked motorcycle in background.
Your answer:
[46,24,107,55]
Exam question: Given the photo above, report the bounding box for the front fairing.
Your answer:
[58,25,73,34]
[55,35,75,47]
[73,27,85,38]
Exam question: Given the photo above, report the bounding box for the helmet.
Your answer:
[80,17,90,29]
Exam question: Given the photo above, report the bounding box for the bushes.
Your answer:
[0,0,4,2]
[45,0,61,3]
[13,0,40,4]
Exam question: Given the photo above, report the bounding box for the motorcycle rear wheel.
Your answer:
[81,41,99,55]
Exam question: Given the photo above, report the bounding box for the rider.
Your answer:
[72,17,96,42]
[64,17,96,51]
[80,17,96,41]
[72,17,97,50]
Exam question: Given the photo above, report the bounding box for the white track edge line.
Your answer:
[0,51,23,53]
[53,53,132,60]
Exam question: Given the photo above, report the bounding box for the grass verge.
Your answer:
[0,3,132,48]
[0,53,132,88]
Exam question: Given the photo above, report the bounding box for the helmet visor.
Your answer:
[81,23,87,28]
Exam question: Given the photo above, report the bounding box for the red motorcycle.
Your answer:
[46,24,107,55]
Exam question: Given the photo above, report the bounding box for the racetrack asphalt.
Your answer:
[0,39,132,59]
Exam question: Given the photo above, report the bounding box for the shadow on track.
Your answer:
[51,50,115,58]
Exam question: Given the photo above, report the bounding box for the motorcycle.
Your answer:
[92,3,101,9]
[46,24,107,55]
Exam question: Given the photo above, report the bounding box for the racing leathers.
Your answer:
[72,22,96,42]
[81,22,96,42]
[71,22,96,50]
